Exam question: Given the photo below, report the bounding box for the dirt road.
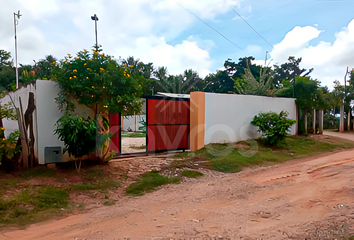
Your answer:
[2,149,354,239]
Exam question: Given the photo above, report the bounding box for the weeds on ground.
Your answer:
[0,164,121,228]
[126,170,179,196]
[0,185,69,227]
[19,166,56,178]
[130,145,146,150]
[181,170,204,178]
[103,200,115,206]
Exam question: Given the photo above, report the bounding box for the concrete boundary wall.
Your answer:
[1,83,38,159]
[35,80,94,164]
[190,92,296,150]
[1,80,94,165]
[122,115,145,132]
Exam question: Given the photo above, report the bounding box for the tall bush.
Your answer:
[251,111,296,145]
[54,114,111,169]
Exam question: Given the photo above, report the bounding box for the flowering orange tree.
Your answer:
[54,46,145,163]
[55,46,143,115]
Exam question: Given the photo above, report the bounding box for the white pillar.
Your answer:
[319,110,324,134]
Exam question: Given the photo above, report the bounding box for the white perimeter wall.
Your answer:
[122,115,145,132]
[1,83,38,159]
[1,80,94,165]
[204,93,296,145]
[36,80,94,164]
[36,80,67,164]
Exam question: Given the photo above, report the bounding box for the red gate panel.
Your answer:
[109,113,121,155]
[146,97,190,152]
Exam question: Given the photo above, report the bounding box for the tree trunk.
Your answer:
[18,97,29,168]
[25,92,37,167]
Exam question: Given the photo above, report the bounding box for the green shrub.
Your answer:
[251,111,296,146]
[54,114,111,160]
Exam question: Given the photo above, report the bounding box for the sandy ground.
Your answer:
[121,137,146,154]
[2,134,354,239]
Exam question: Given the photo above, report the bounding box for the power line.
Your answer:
[180,5,243,50]
[229,6,274,49]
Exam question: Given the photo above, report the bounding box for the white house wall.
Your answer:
[204,93,296,145]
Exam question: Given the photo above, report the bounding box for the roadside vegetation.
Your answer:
[121,132,146,138]
[0,165,120,228]
[174,135,354,173]
[1,134,353,228]
[125,169,205,196]
[125,170,179,196]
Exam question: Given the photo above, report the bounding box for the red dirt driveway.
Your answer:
[2,139,354,239]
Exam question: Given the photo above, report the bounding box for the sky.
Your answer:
[1,0,354,89]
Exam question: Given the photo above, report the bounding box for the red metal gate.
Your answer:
[146,96,190,153]
[109,113,121,155]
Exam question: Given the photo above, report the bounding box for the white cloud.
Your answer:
[17,0,60,19]
[270,26,322,64]
[0,0,242,77]
[268,21,354,88]
[122,36,212,77]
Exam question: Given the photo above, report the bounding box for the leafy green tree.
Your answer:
[203,70,233,93]
[203,57,258,93]
[251,111,296,146]
[273,56,313,89]
[31,55,58,80]
[55,47,143,115]
[120,56,154,96]
[0,50,15,92]
[54,47,146,163]
[234,62,275,96]
[152,67,203,94]
[277,77,326,134]
[0,102,17,138]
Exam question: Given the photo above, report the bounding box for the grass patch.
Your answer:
[126,170,179,196]
[0,165,122,228]
[121,132,146,138]
[103,200,115,206]
[189,135,354,173]
[86,167,104,180]
[19,166,56,178]
[67,184,96,190]
[79,167,120,190]
[130,145,146,150]
[0,186,69,227]
[0,179,21,191]
[181,170,204,178]
[68,178,120,191]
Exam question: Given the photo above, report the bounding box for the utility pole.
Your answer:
[14,10,22,89]
[340,67,349,132]
[91,14,99,47]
